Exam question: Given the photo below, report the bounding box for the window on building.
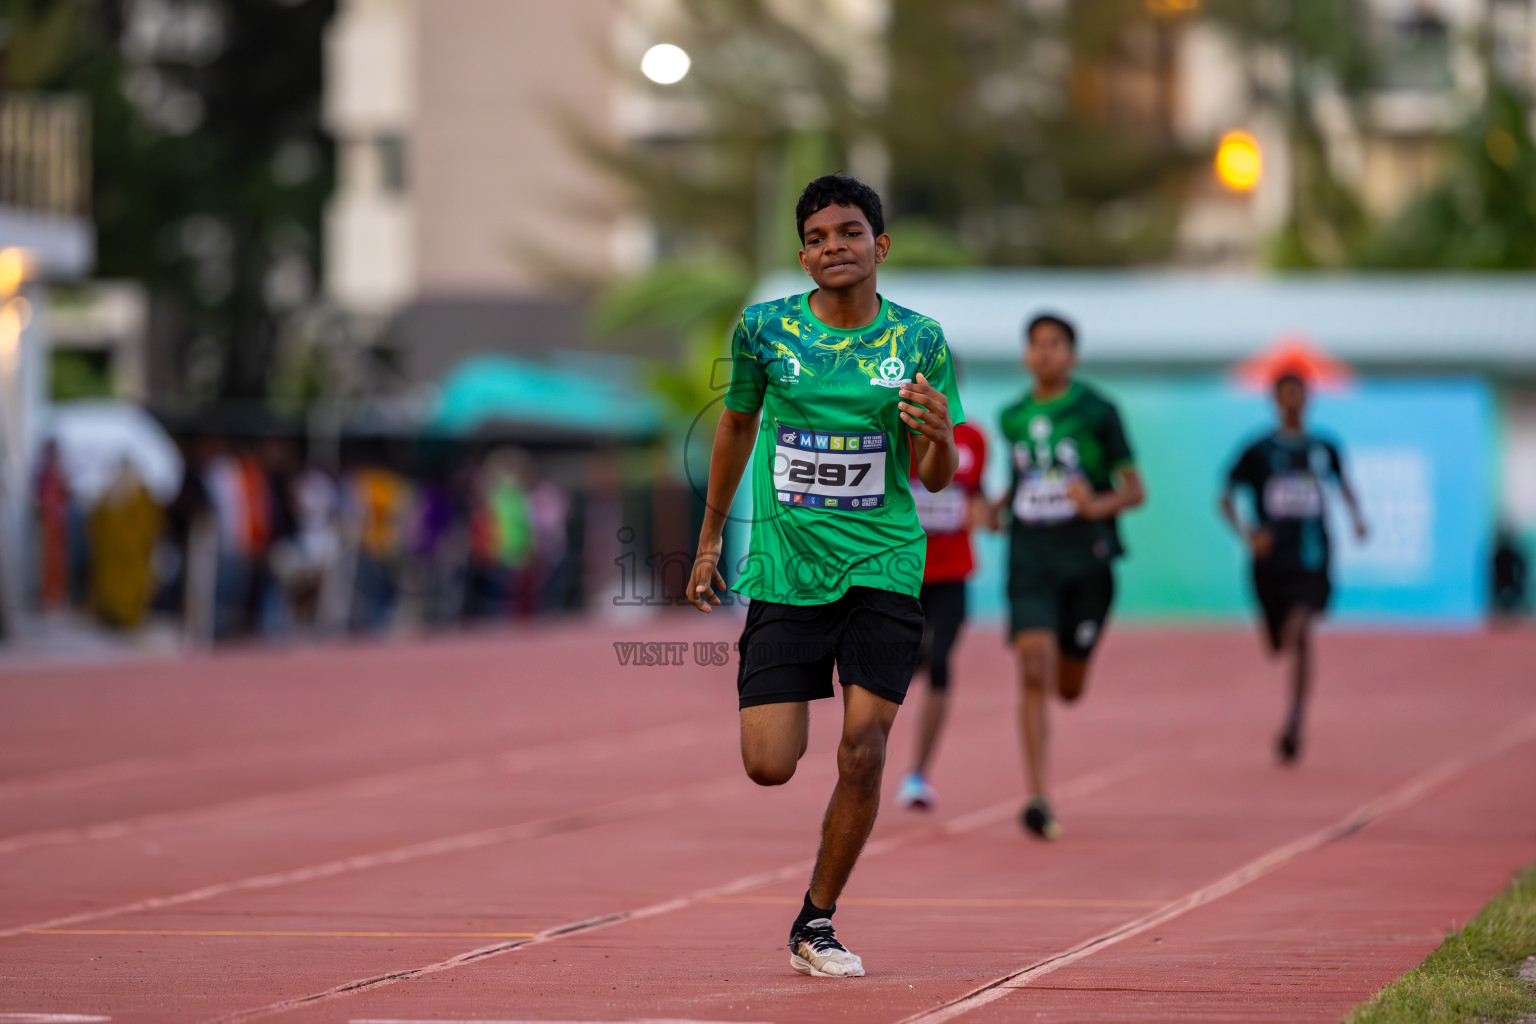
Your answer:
[1378,12,1453,92]
[377,134,408,194]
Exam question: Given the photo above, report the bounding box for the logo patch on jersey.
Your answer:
[777,355,802,384]
[870,356,911,388]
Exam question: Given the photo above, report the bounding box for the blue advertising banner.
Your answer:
[961,374,1493,627]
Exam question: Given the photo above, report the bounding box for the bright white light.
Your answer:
[641,43,691,85]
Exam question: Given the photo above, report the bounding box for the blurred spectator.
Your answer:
[1492,527,1528,618]
[347,461,412,632]
[467,450,534,619]
[255,441,301,634]
[33,439,72,612]
[205,445,277,639]
[275,464,341,632]
[26,430,625,646]
[530,476,572,612]
[88,461,163,630]
[407,472,469,628]
[168,436,220,646]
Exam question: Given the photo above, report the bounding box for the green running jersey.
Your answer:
[999,380,1135,561]
[723,291,965,605]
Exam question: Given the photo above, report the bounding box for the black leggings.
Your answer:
[918,580,967,692]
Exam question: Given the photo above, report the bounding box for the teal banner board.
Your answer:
[957,374,1493,627]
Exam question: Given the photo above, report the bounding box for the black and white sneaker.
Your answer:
[789,918,865,977]
[1021,796,1062,840]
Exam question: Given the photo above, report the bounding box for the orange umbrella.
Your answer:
[1233,334,1353,391]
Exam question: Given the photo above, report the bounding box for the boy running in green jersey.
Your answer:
[998,314,1145,840]
[687,175,963,977]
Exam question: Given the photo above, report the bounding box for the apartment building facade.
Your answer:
[321,0,1536,378]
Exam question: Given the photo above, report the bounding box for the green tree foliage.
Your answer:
[588,0,1198,412]
[884,0,1193,266]
[4,0,335,401]
[1202,0,1379,267]
[582,0,871,415]
[1357,54,1536,269]
[0,0,87,87]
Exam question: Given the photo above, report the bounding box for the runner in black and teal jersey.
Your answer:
[997,313,1145,840]
[686,175,963,978]
[1221,372,1367,764]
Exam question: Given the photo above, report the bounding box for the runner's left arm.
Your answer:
[904,374,957,492]
[1329,441,1369,541]
[904,335,964,492]
[1066,404,1145,520]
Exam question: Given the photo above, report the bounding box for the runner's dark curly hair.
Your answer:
[1025,313,1078,349]
[795,174,885,242]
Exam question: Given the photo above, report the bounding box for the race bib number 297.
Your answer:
[773,426,887,512]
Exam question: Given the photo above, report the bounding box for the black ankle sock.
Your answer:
[790,890,835,938]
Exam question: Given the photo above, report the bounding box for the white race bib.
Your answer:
[914,485,968,533]
[1263,473,1324,519]
[1012,471,1076,524]
[773,427,888,512]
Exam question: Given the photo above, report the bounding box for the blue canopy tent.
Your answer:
[431,355,664,442]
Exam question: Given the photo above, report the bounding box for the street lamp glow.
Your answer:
[0,248,28,297]
[641,43,691,85]
[1215,130,1262,191]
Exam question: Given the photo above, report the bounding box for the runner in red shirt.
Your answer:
[897,418,988,810]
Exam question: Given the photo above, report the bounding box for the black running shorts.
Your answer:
[736,586,925,709]
[1252,564,1331,652]
[1008,532,1115,661]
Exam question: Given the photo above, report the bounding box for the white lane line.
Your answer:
[0,775,744,941]
[0,716,490,801]
[0,751,249,800]
[203,755,1158,1024]
[349,1020,774,1024]
[896,713,1536,1024]
[0,721,712,856]
[0,1015,112,1023]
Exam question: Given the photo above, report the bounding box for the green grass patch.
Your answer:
[1347,863,1536,1024]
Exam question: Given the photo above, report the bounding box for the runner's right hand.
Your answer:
[1247,528,1274,559]
[688,543,727,612]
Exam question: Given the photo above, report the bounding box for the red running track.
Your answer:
[1,620,1534,1024]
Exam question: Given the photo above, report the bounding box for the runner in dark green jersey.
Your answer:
[686,175,963,978]
[997,314,1145,840]
[1221,372,1367,764]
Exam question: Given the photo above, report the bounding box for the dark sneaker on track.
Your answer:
[1277,726,1302,764]
[789,917,865,978]
[1021,796,1062,840]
